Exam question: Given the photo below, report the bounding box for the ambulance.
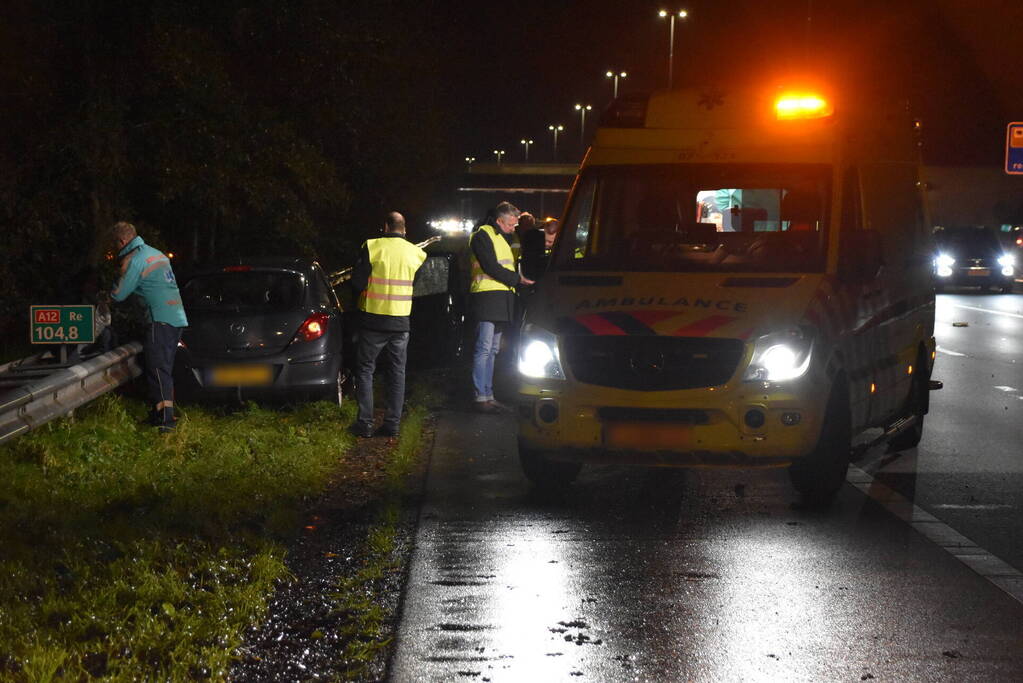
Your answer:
[515,85,936,504]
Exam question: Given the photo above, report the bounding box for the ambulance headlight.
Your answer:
[997,253,1015,268]
[518,325,566,380]
[744,328,814,382]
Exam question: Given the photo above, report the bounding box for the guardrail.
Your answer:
[0,342,142,446]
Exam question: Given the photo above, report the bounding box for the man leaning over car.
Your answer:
[107,221,188,432]
[349,211,427,438]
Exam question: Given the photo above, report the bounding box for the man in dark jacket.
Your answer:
[349,211,427,437]
[468,201,534,413]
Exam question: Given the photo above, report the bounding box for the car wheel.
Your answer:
[887,350,929,452]
[519,444,581,490]
[788,379,851,507]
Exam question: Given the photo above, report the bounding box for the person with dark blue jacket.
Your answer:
[108,221,188,432]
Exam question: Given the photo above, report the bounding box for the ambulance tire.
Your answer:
[519,446,582,490]
[788,381,851,507]
[887,350,929,452]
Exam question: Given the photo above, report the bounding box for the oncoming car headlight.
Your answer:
[934,253,955,278]
[744,327,815,382]
[997,253,1016,268]
[518,324,566,380]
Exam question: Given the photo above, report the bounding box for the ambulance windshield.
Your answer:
[555,164,831,273]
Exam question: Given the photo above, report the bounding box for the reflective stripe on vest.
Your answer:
[469,224,515,294]
[358,238,427,316]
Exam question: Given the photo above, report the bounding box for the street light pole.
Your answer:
[574,103,592,149]
[658,9,688,89]
[520,138,533,162]
[493,149,505,164]
[548,124,564,161]
[605,70,628,98]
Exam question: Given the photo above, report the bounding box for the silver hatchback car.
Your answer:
[174,258,345,404]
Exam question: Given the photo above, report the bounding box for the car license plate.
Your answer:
[967,268,990,276]
[209,364,273,387]
[604,421,691,450]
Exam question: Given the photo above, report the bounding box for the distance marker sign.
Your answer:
[30,305,95,344]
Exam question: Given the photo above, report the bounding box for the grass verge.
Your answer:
[0,394,355,681]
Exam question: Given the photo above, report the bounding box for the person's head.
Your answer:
[542,219,559,249]
[517,212,536,232]
[110,221,137,251]
[385,211,406,235]
[493,201,520,234]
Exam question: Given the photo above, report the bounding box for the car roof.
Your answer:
[186,257,321,277]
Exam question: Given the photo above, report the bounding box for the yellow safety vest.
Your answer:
[469,224,515,294]
[358,237,427,317]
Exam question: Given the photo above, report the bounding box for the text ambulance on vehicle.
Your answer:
[516,85,936,504]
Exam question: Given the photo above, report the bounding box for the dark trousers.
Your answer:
[355,328,409,430]
[143,322,182,421]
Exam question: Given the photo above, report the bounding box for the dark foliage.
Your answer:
[0,0,452,337]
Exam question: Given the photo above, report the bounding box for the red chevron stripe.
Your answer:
[575,313,627,335]
[669,314,735,337]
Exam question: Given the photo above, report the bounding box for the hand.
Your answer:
[520,277,535,286]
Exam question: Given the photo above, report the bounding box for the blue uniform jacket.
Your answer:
[111,236,188,327]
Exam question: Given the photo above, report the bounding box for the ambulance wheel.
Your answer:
[887,350,929,452]
[519,445,581,490]
[788,381,851,507]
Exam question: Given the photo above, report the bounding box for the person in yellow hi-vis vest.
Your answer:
[349,211,427,438]
[469,201,534,413]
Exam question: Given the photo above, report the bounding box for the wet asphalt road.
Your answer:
[389,292,1023,682]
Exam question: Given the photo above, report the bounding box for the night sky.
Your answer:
[435,0,1020,169]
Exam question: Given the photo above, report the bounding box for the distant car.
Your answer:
[933,226,1016,293]
[175,258,345,404]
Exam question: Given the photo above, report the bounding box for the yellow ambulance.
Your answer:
[516,85,936,504]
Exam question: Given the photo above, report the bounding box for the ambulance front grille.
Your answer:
[562,336,745,391]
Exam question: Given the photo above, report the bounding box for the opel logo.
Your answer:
[629,348,665,374]
[229,323,246,336]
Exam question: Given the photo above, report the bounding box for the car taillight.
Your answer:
[294,313,329,342]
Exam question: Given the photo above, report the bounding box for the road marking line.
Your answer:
[951,303,1023,320]
[847,465,1023,606]
[936,345,967,357]
[933,503,1013,510]
[993,386,1018,393]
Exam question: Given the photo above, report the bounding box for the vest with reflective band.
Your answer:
[469,224,515,294]
[358,237,427,317]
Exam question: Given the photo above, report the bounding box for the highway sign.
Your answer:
[1007,122,1023,175]
[30,305,95,344]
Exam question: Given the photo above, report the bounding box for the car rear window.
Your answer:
[181,271,305,312]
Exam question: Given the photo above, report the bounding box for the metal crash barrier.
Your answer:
[0,342,142,446]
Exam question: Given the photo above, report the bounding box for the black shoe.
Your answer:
[157,423,176,434]
[374,425,399,438]
[349,422,374,438]
[473,400,500,414]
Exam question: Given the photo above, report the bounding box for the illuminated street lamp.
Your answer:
[548,124,564,160]
[574,103,592,148]
[520,138,534,162]
[464,156,476,172]
[493,149,505,164]
[605,69,628,98]
[658,8,688,89]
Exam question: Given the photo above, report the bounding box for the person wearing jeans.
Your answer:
[468,202,534,413]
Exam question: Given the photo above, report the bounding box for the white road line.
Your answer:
[936,345,967,357]
[932,503,1013,511]
[847,465,1023,606]
[951,303,1023,320]
[994,386,1019,393]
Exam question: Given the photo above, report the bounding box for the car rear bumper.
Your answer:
[173,352,342,400]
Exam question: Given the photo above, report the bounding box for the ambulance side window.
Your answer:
[841,166,861,232]
[861,163,926,269]
[565,177,597,260]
